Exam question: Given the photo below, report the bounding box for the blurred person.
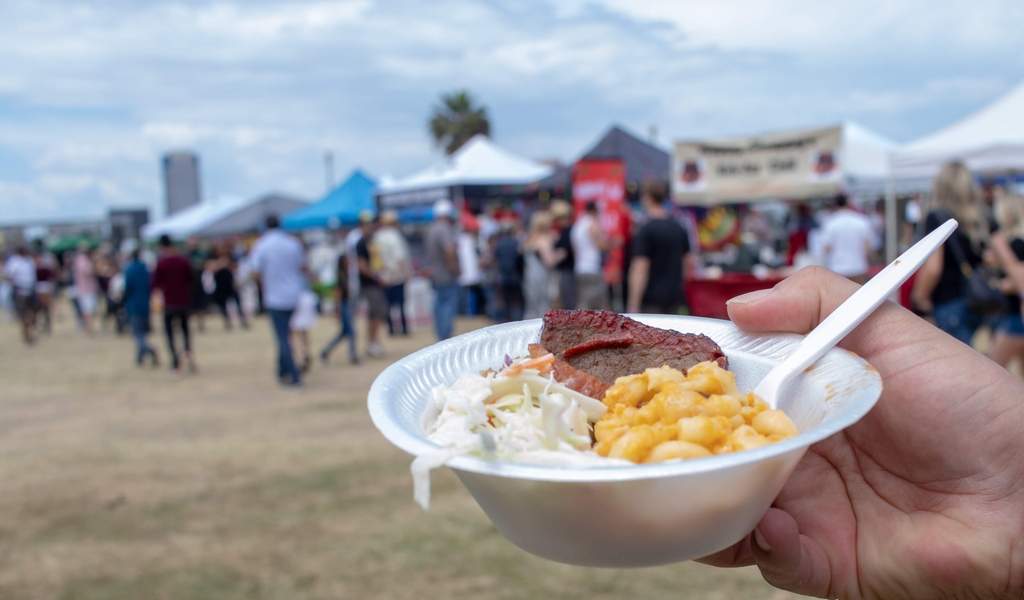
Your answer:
[210,243,248,330]
[627,181,690,314]
[249,215,306,386]
[289,284,319,373]
[990,193,1024,370]
[551,200,576,310]
[457,216,485,316]
[320,251,358,365]
[869,200,886,261]
[95,249,123,333]
[571,201,609,310]
[425,199,461,340]
[33,251,56,334]
[521,210,565,320]
[902,193,923,249]
[785,203,816,266]
[701,266,1024,599]
[493,219,523,322]
[820,193,874,284]
[151,235,195,376]
[0,255,11,324]
[185,235,210,332]
[3,246,37,344]
[479,232,501,321]
[344,222,363,301]
[374,210,411,336]
[72,243,99,333]
[912,162,995,344]
[356,212,387,358]
[123,249,158,367]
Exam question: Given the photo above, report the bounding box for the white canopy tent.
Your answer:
[141,196,249,240]
[890,81,1024,187]
[377,134,553,209]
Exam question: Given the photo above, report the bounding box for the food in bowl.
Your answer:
[595,362,797,463]
[411,310,797,509]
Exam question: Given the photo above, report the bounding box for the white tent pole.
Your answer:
[885,176,898,263]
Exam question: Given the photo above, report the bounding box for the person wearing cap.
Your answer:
[248,215,306,386]
[373,209,411,336]
[356,212,387,358]
[425,199,461,340]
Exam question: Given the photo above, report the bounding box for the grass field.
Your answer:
[0,306,805,600]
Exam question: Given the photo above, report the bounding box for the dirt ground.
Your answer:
[0,305,806,600]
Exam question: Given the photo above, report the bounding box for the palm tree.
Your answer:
[429,91,491,155]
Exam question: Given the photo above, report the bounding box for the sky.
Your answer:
[2,0,1023,224]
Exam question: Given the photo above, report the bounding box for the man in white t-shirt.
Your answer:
[821,194,874,283]
[249,215,307,386]
[570,202,609,309]
[3,246,37,344]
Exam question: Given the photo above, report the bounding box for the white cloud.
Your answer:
[0,0,1021,222]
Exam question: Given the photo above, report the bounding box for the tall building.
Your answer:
[163,152,202,215]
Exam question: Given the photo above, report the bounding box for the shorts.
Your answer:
[997,313,1024,337]
[77,293,98,316]
[361,285,388,320]
[576,273,606,310]
[14,292,36,317]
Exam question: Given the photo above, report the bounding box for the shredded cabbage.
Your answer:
[411,361,627,510]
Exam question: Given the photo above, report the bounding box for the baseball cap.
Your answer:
[358,209,375,224]
[550,199,572,218]
[380,209,399,224]
[432,199,455,219]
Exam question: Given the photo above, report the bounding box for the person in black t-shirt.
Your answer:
[627,181,690,314]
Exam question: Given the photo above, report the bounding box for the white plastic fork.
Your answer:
[754,218,958,409]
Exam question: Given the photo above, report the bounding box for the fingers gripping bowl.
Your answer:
[368,315,882,568]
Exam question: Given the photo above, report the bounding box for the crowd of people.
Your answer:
[6,163,1024,383]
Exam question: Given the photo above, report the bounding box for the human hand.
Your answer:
[701,266,1024,599]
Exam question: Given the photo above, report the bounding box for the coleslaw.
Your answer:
[412,353,627,510]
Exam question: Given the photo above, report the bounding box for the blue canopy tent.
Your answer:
[282,170,376,230]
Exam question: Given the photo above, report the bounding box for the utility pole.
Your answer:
[324,151,335,192]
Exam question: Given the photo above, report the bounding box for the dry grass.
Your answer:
[0,306,804,600]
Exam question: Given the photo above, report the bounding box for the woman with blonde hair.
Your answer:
[911,162,992,344]
[990,193,1024,369]
[521,210,565,319]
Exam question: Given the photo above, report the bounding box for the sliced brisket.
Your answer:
[540,309,728,386]
[528,343,610,399]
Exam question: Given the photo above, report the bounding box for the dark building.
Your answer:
[108,208,150,246]
[163,151,202,215]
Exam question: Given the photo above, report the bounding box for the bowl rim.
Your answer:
[367,315,882,483]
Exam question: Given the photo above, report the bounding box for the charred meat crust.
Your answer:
[540,309,728,386]
[528,343,610,399]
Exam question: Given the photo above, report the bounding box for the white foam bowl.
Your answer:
[368,315,882,567]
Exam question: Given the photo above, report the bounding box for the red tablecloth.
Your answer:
[686,274,784,319]
[686,267,913,319]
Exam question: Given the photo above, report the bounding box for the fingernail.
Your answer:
[753,527,772,553]
[727,288,772,306]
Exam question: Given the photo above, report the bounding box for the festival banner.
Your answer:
[673,125,844,205]
[571,159,628,285]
